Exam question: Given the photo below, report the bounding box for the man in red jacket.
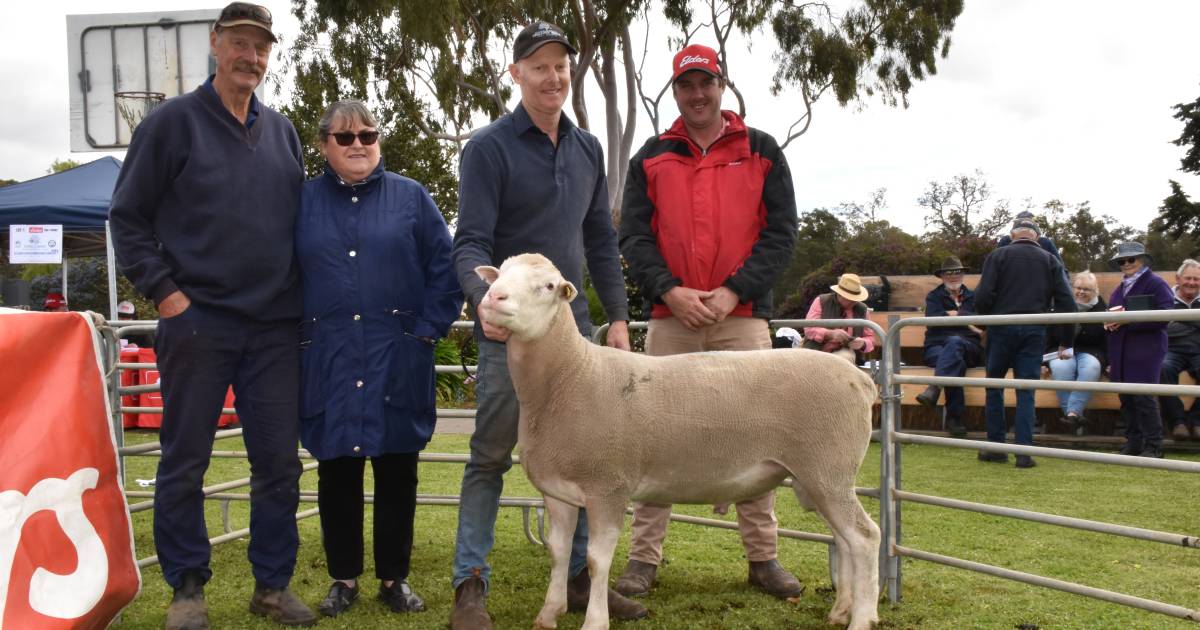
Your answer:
[617,43,800,601]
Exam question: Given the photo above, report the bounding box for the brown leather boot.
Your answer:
[613,559,658,597]
[165,572,209,630]
[450,573,491,630]
[748,559,804,599]
[566,570,649,620]
[248,585,317,627]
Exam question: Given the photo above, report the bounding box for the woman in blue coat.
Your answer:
[1104,242,1174,458]
[296,100,463,617]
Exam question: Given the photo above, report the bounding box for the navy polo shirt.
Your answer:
[452,102,629,335]
[203,75,260,128]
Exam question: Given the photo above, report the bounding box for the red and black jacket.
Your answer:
[619,111,798,320]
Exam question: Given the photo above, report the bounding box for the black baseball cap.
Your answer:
[216,2,277,42]
[512,21,577,63]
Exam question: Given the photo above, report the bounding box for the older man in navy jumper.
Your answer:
[448,20,642,630]
[108,3,315,628]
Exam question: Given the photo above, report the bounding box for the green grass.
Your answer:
[114,432,1200,629]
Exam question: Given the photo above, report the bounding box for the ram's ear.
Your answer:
[559,281,578,302]
[475,266,500,285]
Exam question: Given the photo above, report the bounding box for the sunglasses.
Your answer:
[1116,257,1140,265]
[222,3,272,23]
[327,130,380,146]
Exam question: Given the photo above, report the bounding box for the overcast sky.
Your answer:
[3,1,1198,237]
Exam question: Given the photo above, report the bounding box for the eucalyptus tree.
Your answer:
[283,0,962,222]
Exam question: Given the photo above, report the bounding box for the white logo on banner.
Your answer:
[0,468,109,622]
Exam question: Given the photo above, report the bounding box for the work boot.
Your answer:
[165,571,209,630]
[946,416,968,438]
[1172,424,1190,440]
[566,570,648,620]
[916,386,941,408]
[977,450,1008,463]
[450,573,491,630]
[1014,455,1037,469]
[249,585,317,627]
[1119,441,1143,456]
[1139,444,1164,458]
[748,559,804,599]
[613,559,658,597]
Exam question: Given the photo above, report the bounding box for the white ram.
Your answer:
[475,253,880,630]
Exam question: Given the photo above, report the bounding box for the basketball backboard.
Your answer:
[67,10,222,151]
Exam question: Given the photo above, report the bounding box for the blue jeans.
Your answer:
[1158,349,1200,427]
[984,325,1045,446]
[452,338,589,590]
[1047,351,1103,417]
[923,335,982,420]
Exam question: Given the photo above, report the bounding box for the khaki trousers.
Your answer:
[627,316,780,565]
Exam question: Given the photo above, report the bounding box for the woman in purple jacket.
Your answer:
[1104,242,1175,457]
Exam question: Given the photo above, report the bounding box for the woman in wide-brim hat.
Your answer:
[1103,241,1173,458]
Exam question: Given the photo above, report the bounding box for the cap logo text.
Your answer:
[679,55,711,67]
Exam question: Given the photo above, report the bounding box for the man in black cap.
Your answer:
[109,3,315,627]
[917,256,983,437]
[449,20,641,629]
[974,219,1075,468]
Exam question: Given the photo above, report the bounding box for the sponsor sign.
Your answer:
[8,225,64,264]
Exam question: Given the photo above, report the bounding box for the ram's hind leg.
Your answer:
[535,495,578,629]
[793,481,880,629]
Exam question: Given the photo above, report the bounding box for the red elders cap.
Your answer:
[671,44,722,82]
[44,292,66,310]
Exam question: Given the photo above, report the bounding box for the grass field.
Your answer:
[114,431,1200,629]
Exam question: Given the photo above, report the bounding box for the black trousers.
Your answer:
[153,305,302,590]
[318,453,419,581]
[1119,393,1163,449]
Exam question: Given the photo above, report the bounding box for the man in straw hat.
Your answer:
[802,273,876,364]
[616,41,801,603]
[917,256,984,437]
[974,218,1075,468]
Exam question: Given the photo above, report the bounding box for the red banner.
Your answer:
[0,311,140,629]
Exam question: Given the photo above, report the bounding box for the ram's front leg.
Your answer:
[534,495,578,629]
[580,496,630,630]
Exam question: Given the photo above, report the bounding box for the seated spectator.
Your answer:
[1159,258,1200,440]
[802,273,875,363]
[916,256,983,437]
[43,292,68,312]
[1044,271,1108,433]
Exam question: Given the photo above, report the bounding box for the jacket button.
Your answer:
[353,314,361,321]
[356,380,364,388]
[353,445,361,453]
[349,250,357,257]
[351,196,358,203]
